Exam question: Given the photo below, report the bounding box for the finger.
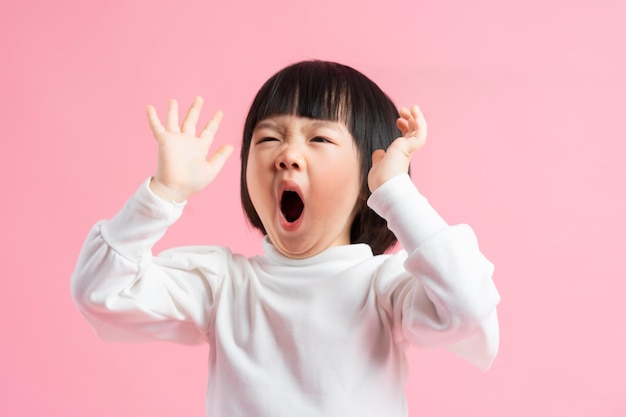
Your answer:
[165,99,180,133]
[411,104,423,119]
[399,106,411,120]
[397,107,414,135]
[404,107,418,133]
[398,105,426,139]
[199,110,224,142]
[181,96,204,135]
[396,118,410,136]
[391,135,425,158]
[411,105,427,135]
[146,105,166,138]
[206,144,234,178]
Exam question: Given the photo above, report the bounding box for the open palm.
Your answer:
[368,105,427,192]
[147,97,234,202]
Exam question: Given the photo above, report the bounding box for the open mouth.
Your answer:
[280,190,304,223]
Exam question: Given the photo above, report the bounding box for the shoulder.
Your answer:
[155,244,253,271]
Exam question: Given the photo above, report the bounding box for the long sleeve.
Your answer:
[368,174,500,371]
[70,179,228,345]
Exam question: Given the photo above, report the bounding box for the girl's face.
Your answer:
[246,114,362,259]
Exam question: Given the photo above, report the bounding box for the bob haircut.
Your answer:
[240,60,404,255]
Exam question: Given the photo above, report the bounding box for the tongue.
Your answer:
[281,191,304,223]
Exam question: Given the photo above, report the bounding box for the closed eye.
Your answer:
[257,137,279,144]
[311,136,332,143]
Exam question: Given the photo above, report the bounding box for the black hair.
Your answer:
[240,60,403,255]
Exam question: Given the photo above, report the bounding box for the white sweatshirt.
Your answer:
[71,174,500,417]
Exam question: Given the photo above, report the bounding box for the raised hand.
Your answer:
[367,105,427,192]
[147,97,234,202]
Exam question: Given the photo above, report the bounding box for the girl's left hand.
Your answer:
[368,105,427,192]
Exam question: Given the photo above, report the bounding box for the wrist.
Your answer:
[149,178,189,203]
[369,172,404,193]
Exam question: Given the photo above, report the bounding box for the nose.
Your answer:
[275,146,305,170]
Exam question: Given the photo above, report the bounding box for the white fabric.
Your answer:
[71,174,500,417]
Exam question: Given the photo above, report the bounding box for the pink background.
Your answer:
[1,0,625,416]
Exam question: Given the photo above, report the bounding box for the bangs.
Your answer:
[246,62,353,131]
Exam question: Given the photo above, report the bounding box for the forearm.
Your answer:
[369,174,500,368]
[367,173,448,252]
[70,179,212,344]
[103,178,186,260]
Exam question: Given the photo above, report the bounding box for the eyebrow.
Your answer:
[309,120,346,131]
[254,120,282,131]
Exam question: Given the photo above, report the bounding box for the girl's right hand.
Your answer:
[146,97,234,202]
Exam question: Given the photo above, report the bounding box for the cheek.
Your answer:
[245,163,260,201]
[336,155,361,190]
[318,159,361,206]
[245,159,270,212]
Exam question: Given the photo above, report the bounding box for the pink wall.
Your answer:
[2,0,625,415]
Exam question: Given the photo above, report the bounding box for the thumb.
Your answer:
[200,144,235,187]
[371,149,386,166]
[207,145,234,173]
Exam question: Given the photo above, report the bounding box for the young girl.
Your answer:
[71,60,500,416]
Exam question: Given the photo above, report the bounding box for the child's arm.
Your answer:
[71,98,234,343]
[368,106,500,370]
